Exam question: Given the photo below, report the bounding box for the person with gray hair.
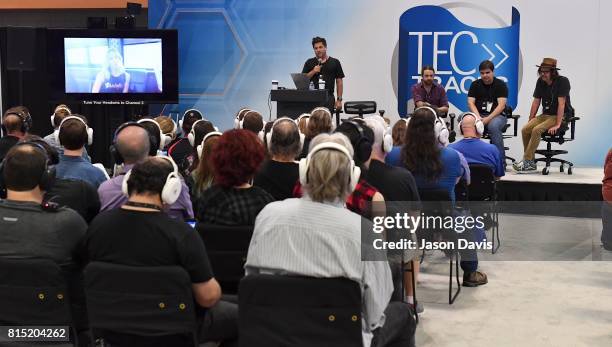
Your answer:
[246,132,416,347]
[254,117,302,200]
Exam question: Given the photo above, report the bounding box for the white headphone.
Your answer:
[179,108,203,130]
[266,117,305,152]
[296,113,311,133]
[415,106,449,146]
[311,107,336,131]
[137,118,167,150]
[299,142,360,193]
[197,131,222,159]
[54,115,93,146]
[234,108,252,129]
[121,156,182,205]
[369,115,393,153]
[188,119,220,147]
[50,105,72,128]
[458,112,484,136]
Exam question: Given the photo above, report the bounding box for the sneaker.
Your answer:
[515,160,537,174]
[463,270,488,287]
[512,160,524,171]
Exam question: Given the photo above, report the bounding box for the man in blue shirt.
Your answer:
[450,112,505,178]
[54,115,107,188]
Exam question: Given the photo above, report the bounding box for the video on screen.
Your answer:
[64,38,163,94]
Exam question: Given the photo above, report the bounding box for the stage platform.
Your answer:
[498,165,603,201]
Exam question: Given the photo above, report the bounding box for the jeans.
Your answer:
[485,115,508,161]
[371,302,416,347]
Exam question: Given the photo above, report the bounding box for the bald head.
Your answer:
[2,114,24,134]
[460,114,479,138]
[116,125,150,164]
[269,119,301,158]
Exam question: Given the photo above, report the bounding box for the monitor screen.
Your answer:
[64,38,163,94]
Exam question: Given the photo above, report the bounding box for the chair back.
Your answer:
[0,258,72,325]
[467,164,496,201]
[197,224,253,293]
[84,262,197,338]
[343,101,377,116]
[238,274,362,347]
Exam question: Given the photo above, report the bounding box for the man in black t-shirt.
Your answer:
[80,157,237,346]
[302,36,345,111]
[254,118,301,200]
[514,58,573,173]
[168,109,203,176]
[467,60,509,162]
[0,106,30,162]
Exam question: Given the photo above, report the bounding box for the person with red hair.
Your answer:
[195,129,274,225]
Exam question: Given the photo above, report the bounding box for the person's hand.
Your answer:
[312,65,321,74]
[529,115,536,121]
[548,124,561,135]
[335,99,342,111]
[481,115,491,125]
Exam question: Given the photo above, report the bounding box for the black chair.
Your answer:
[336,101,377,126]
[535,116,580,175]
[197,224,254,294]
[0,258,77,347]
[417,188,461,304]
[456,164,500,254]
[84,262,199,347]
[238,274,362,347]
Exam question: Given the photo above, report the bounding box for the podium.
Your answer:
[270,89,331,119]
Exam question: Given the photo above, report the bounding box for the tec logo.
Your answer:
[397,5,520,116]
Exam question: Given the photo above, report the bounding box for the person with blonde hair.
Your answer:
[246,132,416,347]
[91,47,130,93]
[298,107,334,159]
[154,115,177,148]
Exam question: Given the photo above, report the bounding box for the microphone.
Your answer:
[317,58,322,66]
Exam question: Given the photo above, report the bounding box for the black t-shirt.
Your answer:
[80,208,213,283]
[302,56,345,96]
[468,77,509,115]
[253,160,300,201]
[363,160,421,210]
[45,178,101,224]
[533,76,572,116]
[168,137,196,177]
[0,135,20,162]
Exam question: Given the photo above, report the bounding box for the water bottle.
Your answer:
[318,74,325,90]
[309,81,315,90]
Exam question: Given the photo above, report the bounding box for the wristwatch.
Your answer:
[337,97,343,101]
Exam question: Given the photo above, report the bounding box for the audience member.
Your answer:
[298,107,334,159]
[450,112,505,178]
[43,104,91,162]
[602,149,612,251]
[246,136,416,347]
[386,118,408,166]
[402,108,488,287]
[79,156,237,346]
[254,118,302,200]
[296,113,310,135]
[195,129,273,225]
[154,115,178,150]
[239,110,264,135]
[0,106,31,161]
[191,131,222,212]
[362,115,422,310]
[98,122,193,220]
[54,115,107,188]
[188,119,217,173]
[137,118,167,156]
[168,108,203,175]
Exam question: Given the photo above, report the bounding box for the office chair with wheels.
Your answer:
[535,115,580,175]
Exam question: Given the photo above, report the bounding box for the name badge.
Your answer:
[486,102,493,112]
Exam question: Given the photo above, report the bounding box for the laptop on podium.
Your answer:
[290,73,311,90]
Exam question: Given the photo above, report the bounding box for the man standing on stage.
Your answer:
[467,60,509,163]
[411,65,449,116]
[302,37,345,111]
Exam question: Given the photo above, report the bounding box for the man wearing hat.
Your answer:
[514,58,573,173]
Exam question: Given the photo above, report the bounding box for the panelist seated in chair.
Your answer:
[450,112,505,179]
[246,133,416,347]
[79,157,238,346]
[411,65,449,117]
[514,58,573,173]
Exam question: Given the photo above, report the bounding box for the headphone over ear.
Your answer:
[339,120,372,164]
[234,108,252,129]
[121,156,182,205]
[54,115,94,146]
[179,108,203,131]
[188,119,220,147]
[458,112,484,136]
[0,142,56,194]
[266,117,305,153]
[50,105,72,128]
[298,141,360,193]
[311,107,335,131]
[4,110,33,133]
[197,131,222,159]
[415,106,449,146]
[109,122,147,165]
[137,118,166,150]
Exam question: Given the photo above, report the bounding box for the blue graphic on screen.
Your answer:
[398,6,520,116]
[64,38,163,93]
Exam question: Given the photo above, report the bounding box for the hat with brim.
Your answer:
[536,57,560,70]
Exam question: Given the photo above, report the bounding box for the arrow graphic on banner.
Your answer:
[481,43,509,68]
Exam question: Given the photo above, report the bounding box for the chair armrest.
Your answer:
[448,113,456,131]
[509,114,520,136]
[334,108,343,127]
[567,116,579,140]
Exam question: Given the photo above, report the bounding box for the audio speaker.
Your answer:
[6,27,37,71]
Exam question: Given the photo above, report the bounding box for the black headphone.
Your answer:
[338,120,372,164]
[0,141,56,196]
[2,109,33,133]
[109,122,149,165]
